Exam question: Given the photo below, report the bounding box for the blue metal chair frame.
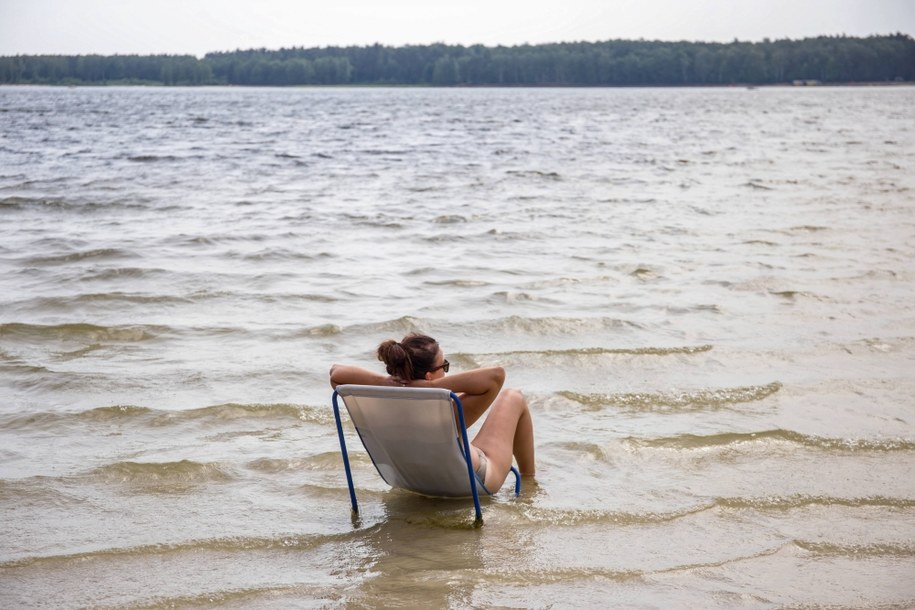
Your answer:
[332,388,520,526]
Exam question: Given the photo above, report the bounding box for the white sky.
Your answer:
[1,0,913,57]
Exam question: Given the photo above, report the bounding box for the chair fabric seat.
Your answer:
[334,385,487,498]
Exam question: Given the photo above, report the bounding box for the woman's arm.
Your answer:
[421,366,504,396]
[416,366,505,426]
[329,364,395,388]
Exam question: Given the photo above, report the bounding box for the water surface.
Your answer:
[1,85,914,608]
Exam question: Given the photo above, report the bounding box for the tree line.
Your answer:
[1,34,912,87]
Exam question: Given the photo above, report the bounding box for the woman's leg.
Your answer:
[471,388,535,490]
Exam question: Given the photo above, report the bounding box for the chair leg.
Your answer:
[452,392,483,526]
[332,392,359,515]
[510,465,522,496]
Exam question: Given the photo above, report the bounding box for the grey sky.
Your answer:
[1,0,913,57]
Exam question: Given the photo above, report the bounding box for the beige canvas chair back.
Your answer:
[334,384,485,498]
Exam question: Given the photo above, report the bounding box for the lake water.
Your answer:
[1,85,914,609]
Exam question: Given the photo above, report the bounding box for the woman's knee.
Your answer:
[500,387,526,405]
[497,388,530,419]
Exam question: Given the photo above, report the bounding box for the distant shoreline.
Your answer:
[2,35,912,88]
[2,81,912,89]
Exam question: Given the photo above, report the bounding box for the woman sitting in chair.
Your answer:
[329,333,535,492]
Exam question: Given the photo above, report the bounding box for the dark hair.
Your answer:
[376,333,440,381]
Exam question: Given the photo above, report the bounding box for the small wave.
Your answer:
[79,405,154,420]
[479,227,554,242]
[833,269,907,283]
[126,154,181,163]
[343,315,426,336]
[744,181,774,190]
[57,343,105,360]
[358,148,408,156]
[89,459,236,488]
[478,345,713,358]
[0,409,127,430]
[718,495,915,510]
[560,382,781,411]
[0,195,141,213]
[544,440,609,461]
[77,267,171,282]
[1,363,55,380]
[506,169,562,180]
[205,429,286,442]
[515,503,713,527]
[22,293,193,310]
[171,402,332,425]
[299,323,343,337]
[180,403,333,425]
[0,531,351,569]
[407,185,442,193]
[7,369,116,394]
[337,315,641,341]
[483,315,641,335]
[787,225,830,233]
[630,266,662,279]
[627,429,915,452]
[769,289,804,299]
[767,289,832,303]
[123,584,339,610]
[423,279,492,287]
[433,215,468,224]
[490,291,543,303]
[423,232,469,243]
[0,353,51,374]
[452,566,645,588]
[0,479,87,507]
[246,452,341,473]
[518,495,915,527]
[666,303,722,315]
[24,247,138,265]
[0,403,329,431]
[0,196,63,211]
[793,540,915,558]
[228,248,332,263]
[353,217,404,229]
[0,322,160,342]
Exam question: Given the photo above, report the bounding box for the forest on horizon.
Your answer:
[1,34,913,87]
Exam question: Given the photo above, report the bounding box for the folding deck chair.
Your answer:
[332,384,521,525]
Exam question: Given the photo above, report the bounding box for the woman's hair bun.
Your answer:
[376,333,439,381]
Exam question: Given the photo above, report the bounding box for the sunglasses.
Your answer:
[429,359,450,373]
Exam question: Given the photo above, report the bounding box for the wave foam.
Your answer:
[560,382,782,411]
[629,429,915,452]
[0,322,160,342]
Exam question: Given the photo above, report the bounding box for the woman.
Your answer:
[329,333,535,492]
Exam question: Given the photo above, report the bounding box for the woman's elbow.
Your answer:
[329,364,342,388]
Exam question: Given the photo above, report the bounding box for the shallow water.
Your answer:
[1,85,914,609]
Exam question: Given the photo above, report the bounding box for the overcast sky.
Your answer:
[1,0,913,57]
